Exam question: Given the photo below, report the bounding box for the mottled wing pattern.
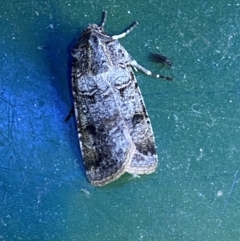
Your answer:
[71,13,160,186]
[71,31,135,186]
[105,40,158,174]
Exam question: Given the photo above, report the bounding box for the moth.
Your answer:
[71,11,172,186]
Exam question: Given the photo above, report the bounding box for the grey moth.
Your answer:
[71,11,172,186]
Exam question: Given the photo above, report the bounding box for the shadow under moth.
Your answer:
[71,11,172,186]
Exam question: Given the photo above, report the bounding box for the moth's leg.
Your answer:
[99,11,107,29]
[65,107,74,122]
[131,60,174,81]
[111,22,138,40]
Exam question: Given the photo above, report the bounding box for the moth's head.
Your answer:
[87,23,105,34]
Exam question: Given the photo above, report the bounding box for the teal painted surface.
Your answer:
[1,0,240,240]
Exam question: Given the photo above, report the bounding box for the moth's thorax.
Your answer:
[72,25,124,75]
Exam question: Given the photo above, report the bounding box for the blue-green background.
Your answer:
[1,1,240,240]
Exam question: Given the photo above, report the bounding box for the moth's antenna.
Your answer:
[100,11,107,29]
[112,21,138,40]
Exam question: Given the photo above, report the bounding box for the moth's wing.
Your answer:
[106,54,158,174]
[122,69,158,174]
[72,66,135,186]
